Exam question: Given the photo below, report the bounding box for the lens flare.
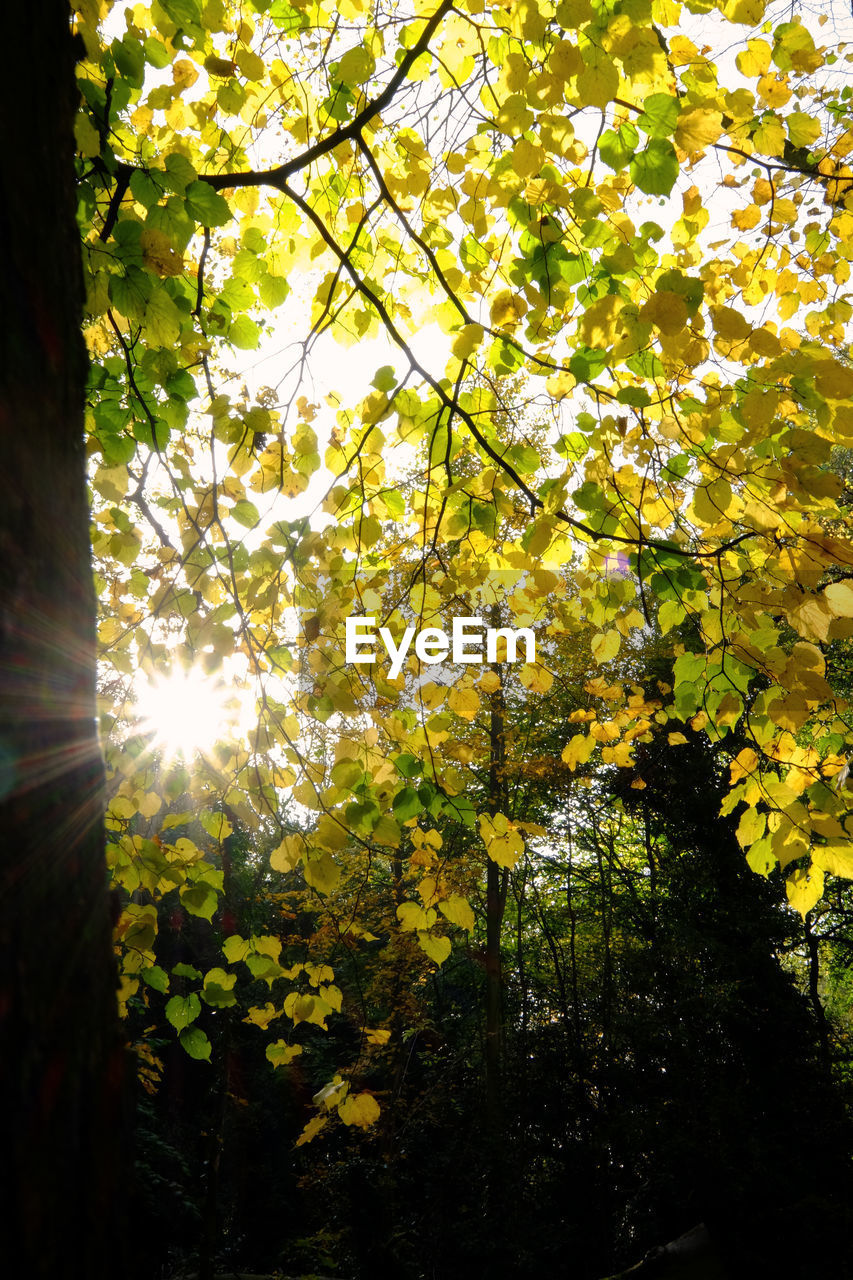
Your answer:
[134,667,238,759]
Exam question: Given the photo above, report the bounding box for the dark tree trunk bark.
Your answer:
[484,654,506,1132]
[0,4,123,1275]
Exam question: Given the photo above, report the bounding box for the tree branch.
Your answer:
[198,0,453,193]
[280,176,756,562]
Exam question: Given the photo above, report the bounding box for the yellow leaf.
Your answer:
[736,805,766,849]
[640,291,688,335]
[448,686,481,720]
[365,1028,391,1045]
[74,111,100,157]
[693,477,733,524]
[236,47,265,82]
[580,294,623,348]
[204,54,236,77]
[303,851,341,895]
[732,204,761,231]
[270,834,305,872]
[337,45,376,84]
[814,362,853,399]
[417,930,452,965]
[512,137,545,178]
[787,594,832,643]
[736,38,771,77]
[730,748,758,783]
[452,323,484,358]
[338,1091,381,1128]
[675,109,723,153]
[144,288,183,348]
[438,894,475,932]
[304,961,334,986]
[753,115,786,157]
[711,306,751,343]
[545,370,576,400]
[137,791,162,818]
[295,1115,329,1147]
[490,290,527,328]
[561,734,596,770]
[173,58,199,88]
[591,631,621,664]
[397,901,436,932]
[480,812,524,868]
[667,732,688,745]
[747,836,775,877]
[244,1003,280,1029]
[314,814,349,849]
[266,1041,303,1067]
[787,112,821,149]
[722,0,766,21]
[823,580,853,618]
[548,39,583,82]
[757,72,791,108]
[576,50,618,109]
[786,863,824,917]
[602,740,635,767]
[313,1076,348,1110]
[518,665,553,693]
[284,988,330,1029]
[812,843,853,879]
[140,227,184,278]
[770,822,808,870]
[319,983,342,1013]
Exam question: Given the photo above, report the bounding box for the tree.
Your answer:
[0,3,122,1277]
[74,0,853,1208]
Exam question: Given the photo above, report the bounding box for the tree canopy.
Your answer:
[73,0,853,1162]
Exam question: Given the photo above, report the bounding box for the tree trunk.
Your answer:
[0,4,123,1275]
[484,649,507,1131]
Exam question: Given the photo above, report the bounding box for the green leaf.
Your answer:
[258,273,290,308]
[144,287,183,347]
[392,786,423,822]
[110,268,151,320]
[222,936,251,963]
[371,365,397,391]
[179,1027,212,1061]
[630,139,679,196]
[143,36,172,69]
[393,753,421,778]
[229,315,261,349]
[616,387,651,407]
[184,180,232,227]
[637,93,680,138]
[161,0,202,29]
[112,35,145,88]
[572,480,604,512]
[231,499,260,527]
[598,122,638,170]
[331,758,364,790]
[201,967,238,1007]
[180,882,219,920]
[142,965,169,993]
[163,153,198,194]
[130,169,163,209]
[165,993,201,1031]
[269,0,309,28]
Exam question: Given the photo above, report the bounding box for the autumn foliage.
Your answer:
[65,0,853,1268]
